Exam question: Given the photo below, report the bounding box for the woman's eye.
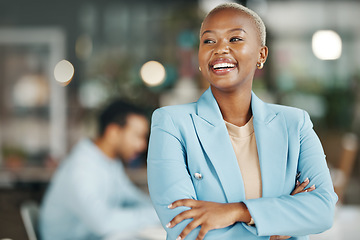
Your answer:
[230,37,243,42]
[203,39,215,44]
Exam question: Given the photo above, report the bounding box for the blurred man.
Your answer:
[39,100,159,240]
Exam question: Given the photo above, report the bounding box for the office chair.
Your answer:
[20,200,39,240]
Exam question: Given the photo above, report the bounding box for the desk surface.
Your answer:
[0,166,148,187]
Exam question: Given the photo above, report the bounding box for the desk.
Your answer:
[0,166,148,190]
[310,205,360,240]
[0,167,55,187]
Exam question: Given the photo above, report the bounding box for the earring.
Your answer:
[199,66,202,72]
[256,62,264,70]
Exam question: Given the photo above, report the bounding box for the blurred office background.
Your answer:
[0,0,359,239]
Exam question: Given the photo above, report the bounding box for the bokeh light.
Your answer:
[13,74,49,107]
[140,61,166,87]
[312,30,342,60]
[54,60,75,85]
[79,80,108,108]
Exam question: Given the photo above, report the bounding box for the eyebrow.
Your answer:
[201,28,247,37]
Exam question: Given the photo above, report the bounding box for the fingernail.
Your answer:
[310,184,315,189]
[168,204,172,209]
[305,189,308,192]
[176,237,181,240]
[304,178,309,182]
[166,222,171,228]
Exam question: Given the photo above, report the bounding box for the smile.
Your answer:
[210,60,237,75]
[213,62,236,69]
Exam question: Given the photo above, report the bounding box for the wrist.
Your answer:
[231,202,251,223]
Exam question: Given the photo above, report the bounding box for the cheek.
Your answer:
[236,45,260,62]
[127,134,143,150]
[121,132,133,149]
[198,47,210,66]
[136,136,147,149]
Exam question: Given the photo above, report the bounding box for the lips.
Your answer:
[209,58,237,74]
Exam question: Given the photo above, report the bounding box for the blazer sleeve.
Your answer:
[147,108,202,239]
[243,110,338,237]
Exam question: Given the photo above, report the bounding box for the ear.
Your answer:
[258,46,268,64]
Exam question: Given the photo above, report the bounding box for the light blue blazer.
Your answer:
[147,88,338,240]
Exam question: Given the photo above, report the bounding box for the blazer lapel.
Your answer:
[191,88,288,201]
[251,92,289,198]
[191,88,245,203]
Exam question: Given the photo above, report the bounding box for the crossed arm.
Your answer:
[166,179,315,240]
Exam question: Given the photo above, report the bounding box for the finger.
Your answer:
[270,236,291,240]
[169,199,197,209]
[177,219,201,240]
[304,184,316,193]
[291,178,310,195]
[167,209,194,228]
[196,226,209,240]
[278,236,291,239]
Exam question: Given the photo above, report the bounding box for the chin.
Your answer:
[210,82,239,92]
[125,154,138,163]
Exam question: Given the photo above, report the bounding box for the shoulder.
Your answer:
[266,102,310,128]
[66,139,98,163]
[268,103,305,118]
[153,102,196,116]
[151,102,196,124]
[252,91,310,128]
[59,139,109,175]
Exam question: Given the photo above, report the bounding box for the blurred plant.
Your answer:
[2,145,27,169]
[323,87,355,131]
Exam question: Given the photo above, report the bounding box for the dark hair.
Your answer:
[98,99,146,136]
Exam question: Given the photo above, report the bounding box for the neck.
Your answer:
[94,137,116,160]
[211,86,252,127]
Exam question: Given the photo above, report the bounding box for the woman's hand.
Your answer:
[291,177,315,195]
[269,178,316,240]
[166,200,250,240]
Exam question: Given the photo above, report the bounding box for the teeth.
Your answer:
[213,62,235,69]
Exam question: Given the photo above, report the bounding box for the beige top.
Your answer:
[225,117,262,200]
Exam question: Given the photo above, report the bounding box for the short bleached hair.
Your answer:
[202,3,266,46]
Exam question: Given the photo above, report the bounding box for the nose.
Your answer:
[214,40,229,54]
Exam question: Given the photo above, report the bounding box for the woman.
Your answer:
[147,3,337,240]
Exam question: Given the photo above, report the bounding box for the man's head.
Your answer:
[98,100,149,163]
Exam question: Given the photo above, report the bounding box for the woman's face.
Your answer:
[198,8,267,93]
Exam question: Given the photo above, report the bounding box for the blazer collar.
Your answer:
[196,87,223,126]
[196,87,277,125]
